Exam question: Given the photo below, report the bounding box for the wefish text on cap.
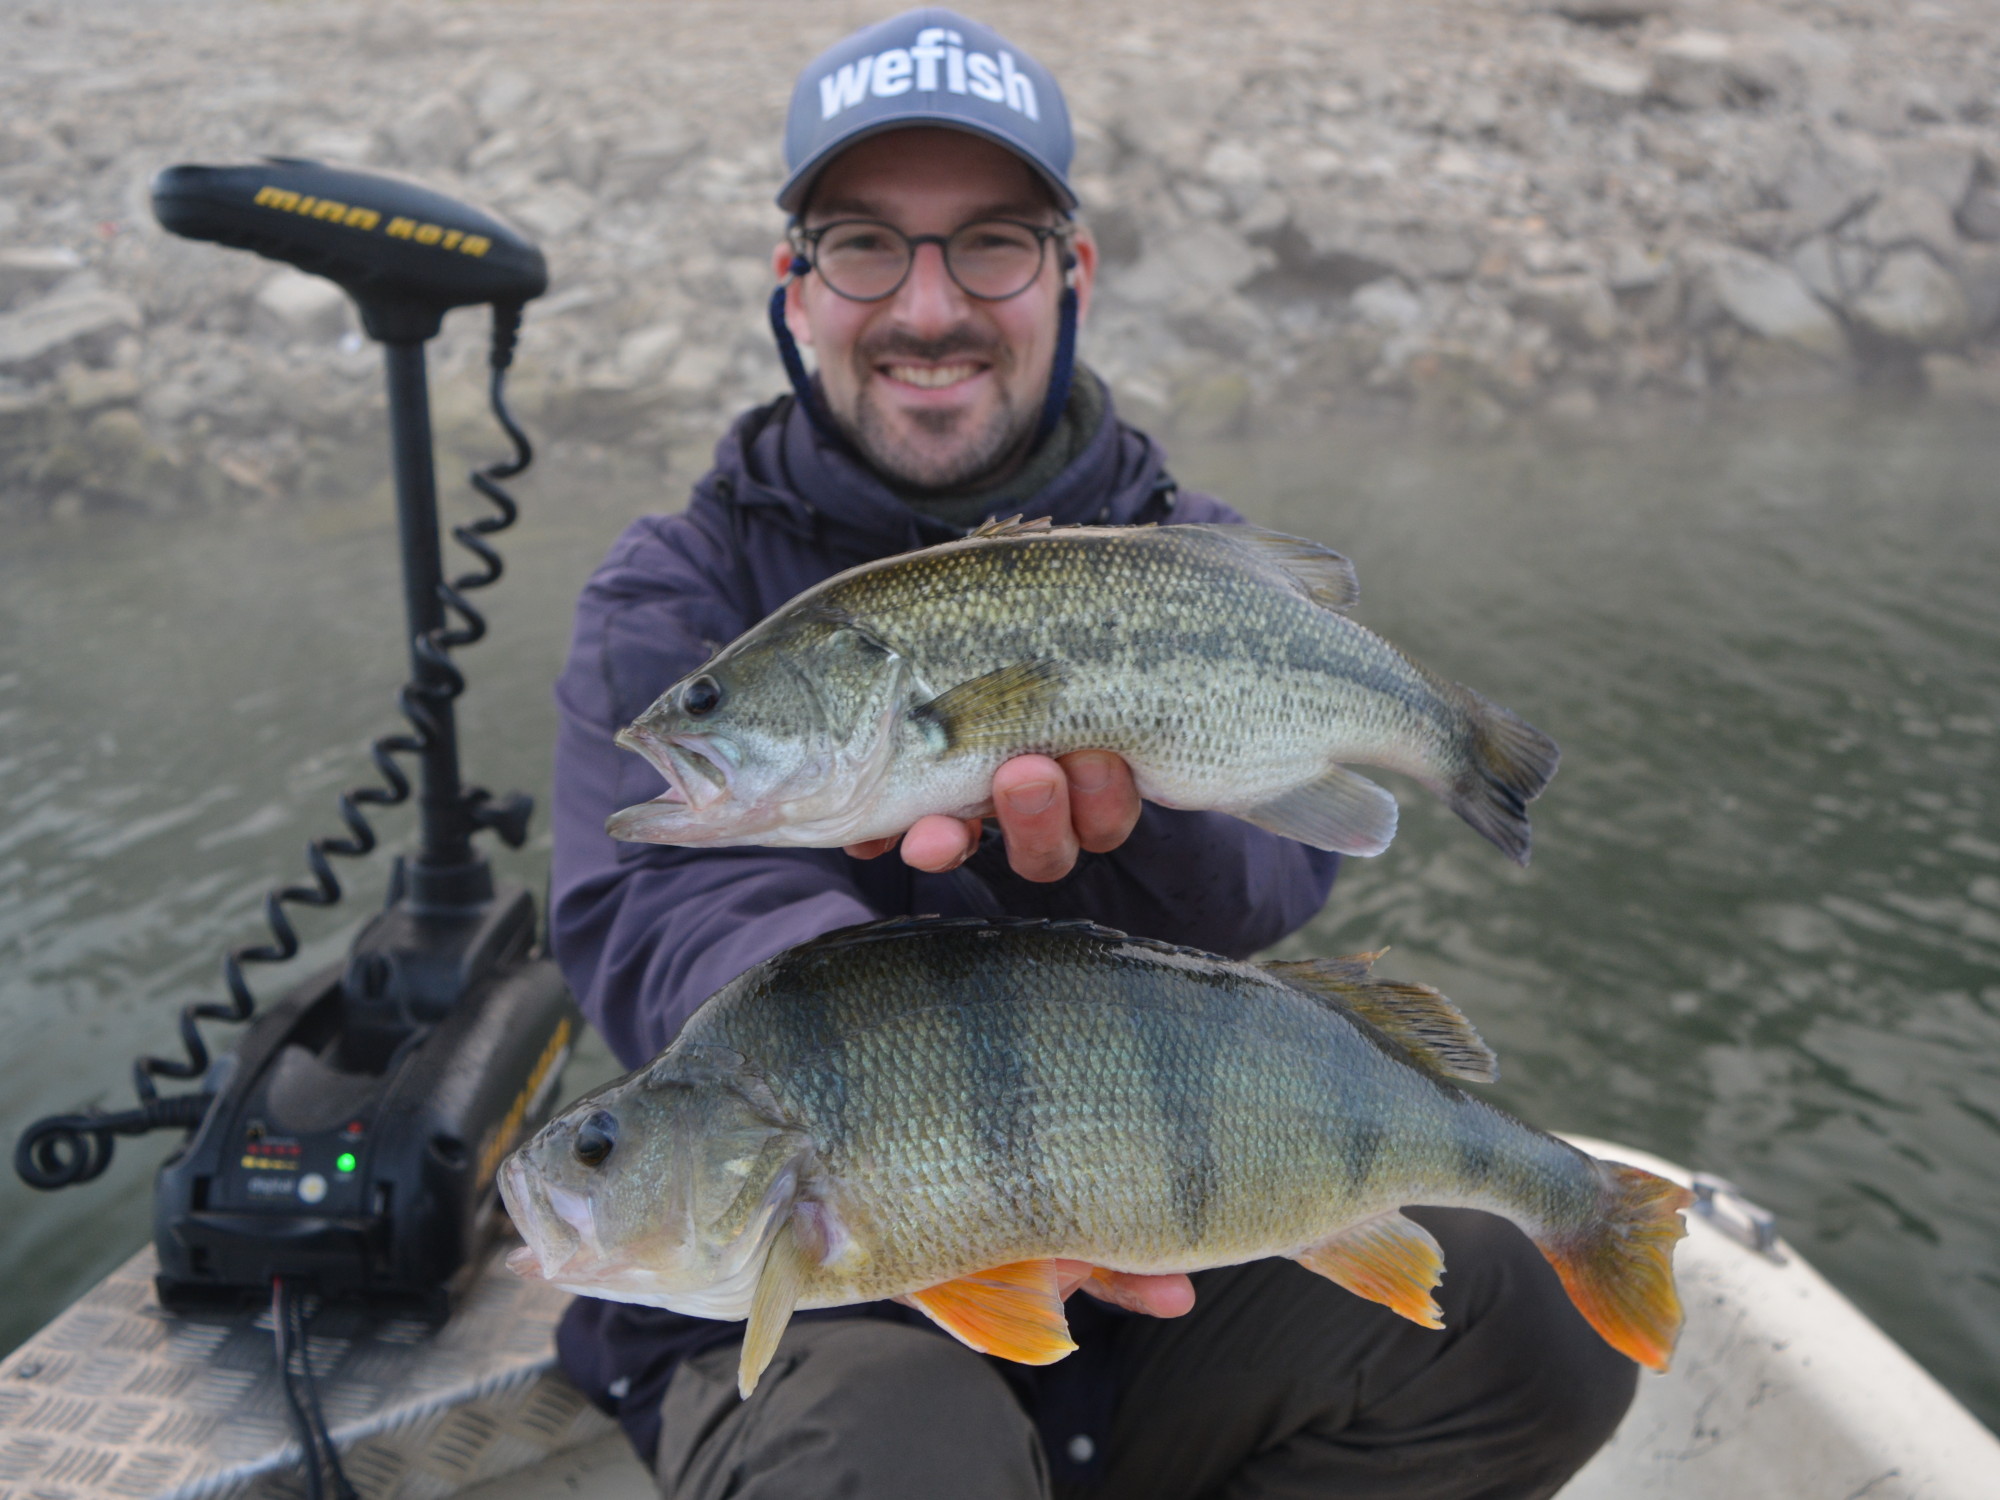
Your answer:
[778,8,1076,213]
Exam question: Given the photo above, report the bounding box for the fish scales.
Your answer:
[501,918,1689,1391]
[608,523,1561,864]
[672,922,1586,1291]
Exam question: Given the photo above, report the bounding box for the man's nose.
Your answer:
[889,240,972,335]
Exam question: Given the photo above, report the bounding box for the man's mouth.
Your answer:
[881,361,984,390]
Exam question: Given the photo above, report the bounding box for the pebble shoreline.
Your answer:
[2,0,1998,518]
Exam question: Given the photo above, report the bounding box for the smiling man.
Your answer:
[547,9,1637,1499]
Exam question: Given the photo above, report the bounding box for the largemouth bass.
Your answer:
[501,917,1688,1397]
[607,518,1560,864]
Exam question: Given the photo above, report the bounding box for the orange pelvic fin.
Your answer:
[907,1259,1079,1365]
[1536,1161,1693,1372]
[1294,1210,1447,1329]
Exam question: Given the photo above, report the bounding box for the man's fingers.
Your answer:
[897,814,983,872]
[993,755,1079,883]
[1054,1262,1196,1319]
[843,834,903,861]
[1061,750,1141,854]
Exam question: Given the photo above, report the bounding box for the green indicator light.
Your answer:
[335,1152,357,1174]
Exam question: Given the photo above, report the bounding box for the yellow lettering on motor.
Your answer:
[253,189,494,259]
[311,199,348,222]
[473,1017,575,1191]
[460,235,491,257]
[386,217,416,239]
[344,207,381,230]
[254,186,302,211]
[441,229,463,250]
[414,223,443,245]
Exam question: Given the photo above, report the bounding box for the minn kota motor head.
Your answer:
[151,157,547,341]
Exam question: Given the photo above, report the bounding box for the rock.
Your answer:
[1201,140,1266,188]
[1115,221,1272,306]
[1849,250,1971,348]
[1920,350,2000,403]
[1701,249,1845,357]
[599,129,708,201]
[662,343,733,403]
[472,69,539,130]
[1607,241,1671,293]
[1790,235,1873,304]
[506,181,594,241]
[606,322,680,385]
[1349,277,1425,332]
[1883,137,1979,216]
[1857,185,1962,262]
[1552,51,1650,111]
[1958,169,2000,243]
[1956,244,2000,336]
[0,247,86,310]
[59,363,141,414]
[1513,272,1619,345]
[1649,31,1789,111]
[0,288,142,377]
[1776,130,1885,232]
[252,270,351,343]
[387,92,477,171]
[1727,335,1852,397]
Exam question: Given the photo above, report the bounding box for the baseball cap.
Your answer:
[777,8,1077,215]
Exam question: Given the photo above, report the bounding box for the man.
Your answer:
[549,10,1636,1498]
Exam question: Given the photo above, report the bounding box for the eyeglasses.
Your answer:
[791,217,1073,303]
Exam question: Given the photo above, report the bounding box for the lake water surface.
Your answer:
[3,397,1996,1432]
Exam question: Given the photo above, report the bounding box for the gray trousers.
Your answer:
[653,1209,1637,1500]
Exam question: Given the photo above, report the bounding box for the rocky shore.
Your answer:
[3,0,1998,517]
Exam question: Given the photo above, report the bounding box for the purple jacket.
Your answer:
[548,391,1340,1475]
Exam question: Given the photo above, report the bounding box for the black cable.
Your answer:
[273,1279,327,1500]
[13,301,539,1191]
[290,1284,362,1500]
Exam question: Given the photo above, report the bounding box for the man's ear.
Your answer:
[1067,225,1099,324]
[771,241,815,348]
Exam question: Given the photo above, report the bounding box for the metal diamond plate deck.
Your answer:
[0,1246,613,1500]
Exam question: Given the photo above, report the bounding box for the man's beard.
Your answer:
[837,328,1040,493]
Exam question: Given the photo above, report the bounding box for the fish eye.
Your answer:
[573,1111,618,1169]
[682,675,723,717]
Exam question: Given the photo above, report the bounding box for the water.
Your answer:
[3,398,1997,1432]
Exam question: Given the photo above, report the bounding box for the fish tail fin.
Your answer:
[1533,1161,1692,1372]
[1445,686,1560,866]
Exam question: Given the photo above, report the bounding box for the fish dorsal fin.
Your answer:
[1295,1210,1446,1328]
[1259,954,1498,1083]
[910,659,1067,754]
[1192,525,1361,612]
[966,513,1056,540]
[906,1259,1078,1365]
[737,1216,809,1398]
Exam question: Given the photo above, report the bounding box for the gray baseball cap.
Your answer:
[777,8,1077,215]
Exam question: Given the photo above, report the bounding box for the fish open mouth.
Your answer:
[611,727,735,829]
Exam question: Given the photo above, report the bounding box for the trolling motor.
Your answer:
[15,162,580,1323]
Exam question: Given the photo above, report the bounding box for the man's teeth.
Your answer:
[886,362,980,389]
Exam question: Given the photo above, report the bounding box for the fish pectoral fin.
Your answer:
[1235,764,1399,855]
[1294,1211,1447,1329]
[906,1259,1079,1365]
[1259,958,1498,1084]
[910,660,1067,755]
[738,1218,809,1399]
[1190,525,1361,611]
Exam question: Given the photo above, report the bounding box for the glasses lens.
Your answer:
[814,221,910,300]
[947,220,1047,299]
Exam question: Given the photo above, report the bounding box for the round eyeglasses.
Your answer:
[792,218,1073,303]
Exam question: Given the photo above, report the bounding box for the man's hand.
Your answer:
[845,750,1142,882]
[1054,1261,1196,1318]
